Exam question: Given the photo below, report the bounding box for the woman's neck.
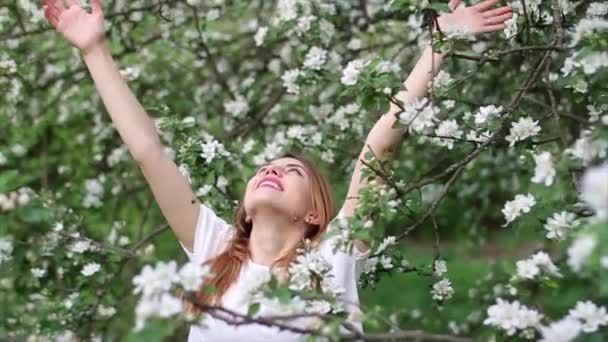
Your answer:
[248,209,304,266]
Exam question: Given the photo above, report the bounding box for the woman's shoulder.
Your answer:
[181,202,235,262]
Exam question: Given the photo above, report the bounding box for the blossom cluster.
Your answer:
[514,251,561,281]
[501,193,536,227]
[132,261,212,331]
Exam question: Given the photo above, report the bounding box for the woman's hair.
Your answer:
[181,152,334,313]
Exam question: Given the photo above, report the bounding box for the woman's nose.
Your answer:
[265,165,282,176]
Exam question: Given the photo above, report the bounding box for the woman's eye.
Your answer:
[289,169,302,175]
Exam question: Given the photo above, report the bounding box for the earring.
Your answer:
[245,216,251,224]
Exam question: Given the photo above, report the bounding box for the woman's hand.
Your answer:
[42,0,106,55]
[438,0,513,35]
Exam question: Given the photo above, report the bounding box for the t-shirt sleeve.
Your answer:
[179,203,234,264]
[319,206,371,333]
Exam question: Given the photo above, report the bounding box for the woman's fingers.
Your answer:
[448,0,461,11]
[473,0,501,12]
[43,4,53,25]
[479,23,506,33]
[45,7,59,27]
[44,2,59,24]
[482,5,513,18]
[53,0,66,10]
[91,0,103,14]
[64,0,80,7]
[485,12,512,25]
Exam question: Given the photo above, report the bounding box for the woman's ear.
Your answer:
[304,211,321,225]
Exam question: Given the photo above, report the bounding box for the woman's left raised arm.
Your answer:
[341,0,513,253]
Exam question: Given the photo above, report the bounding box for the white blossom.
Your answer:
[340,59,367,86]
[200,138,230,164]
[587,104,605,123]
[573,79,588,93]
[580,162,608,219]
[296,15,315,35]
[134,293,183,331]
[433,119,463,149]
[474,105,503,126]
[538,317,582,342]
[531,151,556,186]
[434,259,447,276]
[530,251,561,277]
[363,256,379,274]
[31,267,46,278]
[587,2,608,16]
[601,256,608,269]
[83,178,104,208]
[431,278,454,300]
[133,261,179,297]
[544,211,580,240]
[580,52,608,75]
[484,298,543,336]
[432,70,453,89]
[515,251,561,280]
[380,255,393,269]
[302,46,327,70]
[224,96,250,117]
[570,18,608,47]
[288,246,332,291]
[564,130,608,166]
[98,305,117,317]
[119,66,142,81]
[443,99,455,109]
[254,26,268,46]
[501,193,536,227]
[277,0,298,22]
[178,262,212,291]
[178,164,192,184]
[0,59,17,74]
[505,117,541,147]
[81,262,101,277]
[158,293,183,318]
[567,235,597,272]
[567,301,608,333]
[504,13,519,39]
[70,240,91,254]
[281,68,300,94]
[206,9,220,20]
[376,60,401,74]
[375,236,396,254]
[516,259,540,279]
[217,175,228,190]
[0,236,13,264]
[398,97,440,134]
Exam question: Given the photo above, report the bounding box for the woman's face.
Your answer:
[243,157,313,220]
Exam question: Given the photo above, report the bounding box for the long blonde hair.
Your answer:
[182,153,335,312]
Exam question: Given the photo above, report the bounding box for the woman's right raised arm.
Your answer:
[43,0,200,252]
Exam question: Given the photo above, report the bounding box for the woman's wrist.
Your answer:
[81,38,108,58]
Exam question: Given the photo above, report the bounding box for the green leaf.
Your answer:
[427,3,450,12]
[247,302,260,316]
[126,318,176,342]
[275,286,292,304]
[18,206,52,224]
[0,169,20,192]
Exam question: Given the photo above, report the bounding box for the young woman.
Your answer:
[42,0,512,340]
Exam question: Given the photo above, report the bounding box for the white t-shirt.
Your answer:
[179,203,370,341]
